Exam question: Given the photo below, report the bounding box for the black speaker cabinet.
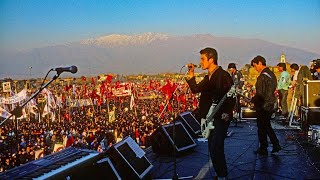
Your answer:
[175,111,200,138]
[107,137,153,180]
[303,80,320,107]
[71,158,121,180]
[150,121,197,155]
[301,106,320,131]
[240,107,257,120]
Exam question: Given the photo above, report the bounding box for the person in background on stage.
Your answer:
[186,47,235,179]
[288,63,300,119]
[313,62,320,80]
[276,63,291,118]
[227,63,244,122]
[295,65,313,103]
[290,63,299,86]
[251,56,281,155]
[228,63,244,89]
[310,59,320,80]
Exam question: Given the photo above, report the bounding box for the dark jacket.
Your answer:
[187,66,235,120]
[252,67,277,112]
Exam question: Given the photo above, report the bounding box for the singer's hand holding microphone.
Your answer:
[186,63,201,72]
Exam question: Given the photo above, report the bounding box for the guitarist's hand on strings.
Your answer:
[221,113,229,122]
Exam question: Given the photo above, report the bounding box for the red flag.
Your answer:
[168,103,173,112]
[106,75,113,83]
[161,79,174,100]
[149,80,154,90]
[180,94,186,105]
[91,77,95,85]
[115,81,120,88]
[82,84,87,98]
[193,98,198,109]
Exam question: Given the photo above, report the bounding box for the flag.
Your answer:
[0,106,11,118]
[27,98,38,115]
[130,94,135,110]
[41,88,56,109]
[42,104,49,117]
[106,74,113,83]
[108,110,115,123]
[91,77,95,86]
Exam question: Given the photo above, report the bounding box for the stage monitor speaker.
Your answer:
[71,158,121,180]
[107,137,153,180]
[301,106,320,131]
[240,107,257,120]
[176,111,200,138]
[303,80,320,107]
[150,121,197,155]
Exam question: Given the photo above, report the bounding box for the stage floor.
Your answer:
[146,120,320,179]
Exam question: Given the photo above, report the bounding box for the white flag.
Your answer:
[0,106,11,118]
[130,94,135,110]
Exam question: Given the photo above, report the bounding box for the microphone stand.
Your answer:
[156,68,193,180]
[0,73,60,153]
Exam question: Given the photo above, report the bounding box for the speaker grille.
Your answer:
[303,80,320,107]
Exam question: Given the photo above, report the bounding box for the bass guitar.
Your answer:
[201,86,236,139]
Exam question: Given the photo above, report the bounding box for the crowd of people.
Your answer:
[0,57,319,174]
[0,77,197,172]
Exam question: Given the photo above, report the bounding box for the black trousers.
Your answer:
[208,119,228,177]
[256,109,280,150]
[278,89,288,116]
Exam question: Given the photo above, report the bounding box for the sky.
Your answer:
[0,0,320,53]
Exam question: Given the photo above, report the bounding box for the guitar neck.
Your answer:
[236,89,252,102]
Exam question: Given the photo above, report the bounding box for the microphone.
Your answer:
[185,64,201,68]
[52,65,78,74]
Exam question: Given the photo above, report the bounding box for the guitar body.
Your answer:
[201,103,216,139]
[201,118,215,139]
[200,85,240,139]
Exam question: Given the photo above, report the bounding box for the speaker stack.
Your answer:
[150,121,197,155]
[301,80,320,131]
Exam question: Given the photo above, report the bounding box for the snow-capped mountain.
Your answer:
[80,32,169,47]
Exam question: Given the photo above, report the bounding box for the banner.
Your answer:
[2,82,11,92]
[66,99,93,107]
[0,89,27,104]
[112,87,132,97]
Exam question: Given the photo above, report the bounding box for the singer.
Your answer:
[186,47,235,179]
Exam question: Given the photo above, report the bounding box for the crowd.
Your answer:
[0,77,196,172]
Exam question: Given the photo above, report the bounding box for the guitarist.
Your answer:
[186,47,235,180]
[250,56,281,155]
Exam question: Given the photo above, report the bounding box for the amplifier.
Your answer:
[308,125,320,145]
[303,80,320,107]
[301,106,320,131]
[240,107,257,120]
[107,136,153,179]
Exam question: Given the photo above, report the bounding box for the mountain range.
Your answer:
[0,32,319,79]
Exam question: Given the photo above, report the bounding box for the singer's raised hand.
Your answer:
[187,63,195,79]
